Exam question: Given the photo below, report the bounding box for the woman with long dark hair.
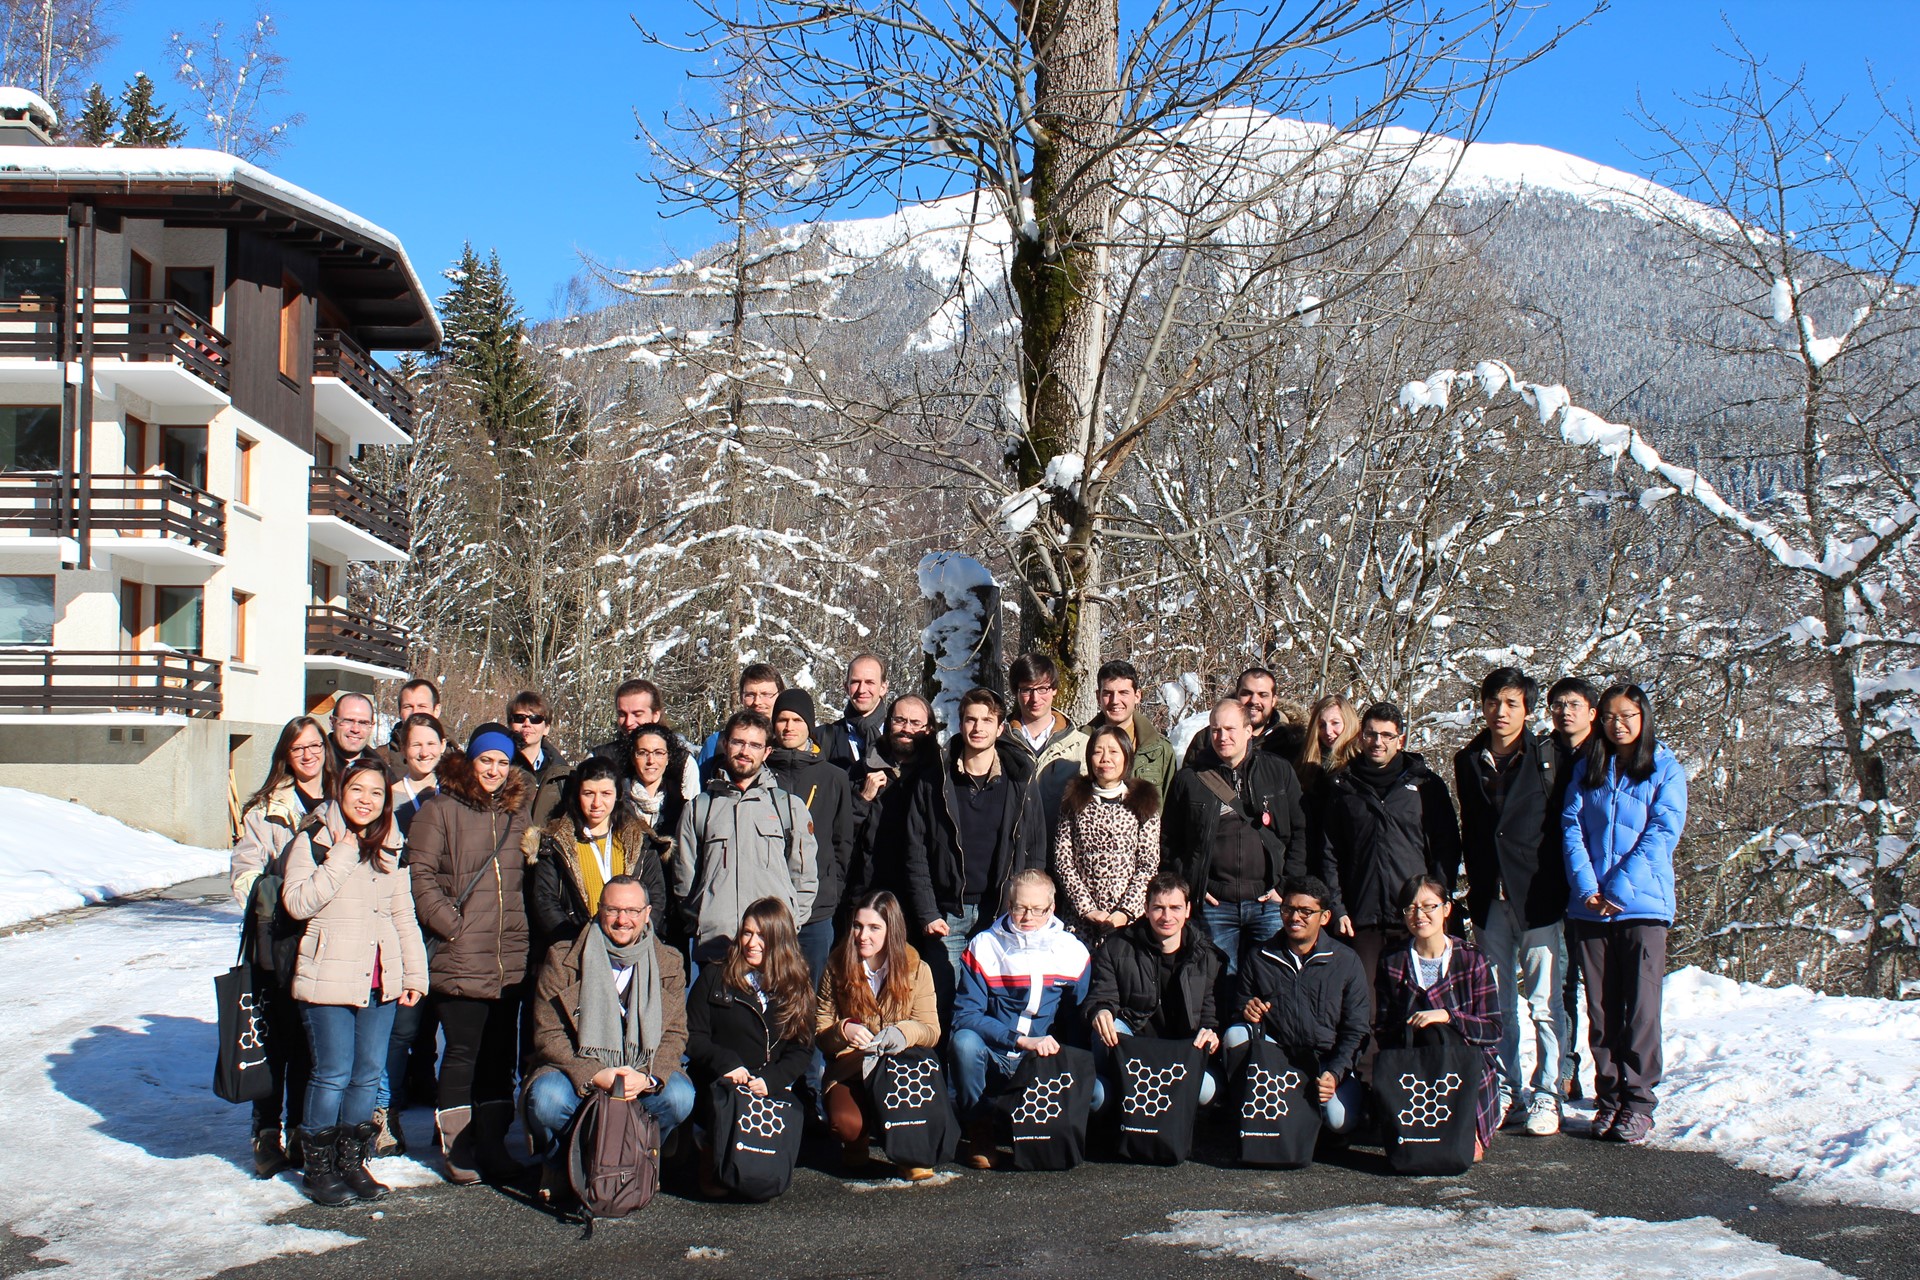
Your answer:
[684,897,816,1196]
[229,715,333,1176]
[1562,683,1687,1145]
[281,757,427,1205]
[372,711,446,1157]
[814,890,940,1181]
[1052,723,1161,940]
[525,756,669,960]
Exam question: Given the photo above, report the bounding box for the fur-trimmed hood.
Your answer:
[435,746,531,813]
[521,814,662,863]
[1059,773,1160,823]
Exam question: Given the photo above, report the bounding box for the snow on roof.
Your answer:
[0,86,57,126]
[0,143,440,345]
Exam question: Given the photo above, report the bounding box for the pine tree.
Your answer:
[118,73,187,147]
[75,83,118,145]
[438,244,547,445]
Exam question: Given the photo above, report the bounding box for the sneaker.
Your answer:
[1499,1095,1525,1130]
[1613,1112,1654,1145]
[1589,1104,1619,1138]
[1525,1095,1561,1137]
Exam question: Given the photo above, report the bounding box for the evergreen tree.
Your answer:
[437,244,547,444]
[118,73,187,147]
[75,83,118,145]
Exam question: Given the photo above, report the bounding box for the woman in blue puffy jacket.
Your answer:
[1561,683,1686,1146]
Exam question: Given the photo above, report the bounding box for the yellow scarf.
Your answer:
[576,832,626,916]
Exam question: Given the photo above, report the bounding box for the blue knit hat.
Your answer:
[467,722,517,762]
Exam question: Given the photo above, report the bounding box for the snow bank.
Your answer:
[1656,966,1920,1212]
[1143,1204,1844,1278]
[918,552,997,733]
[0,900,440,1279]
[0,786,228,929]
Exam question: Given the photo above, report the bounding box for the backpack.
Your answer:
[566,1079,661,1227]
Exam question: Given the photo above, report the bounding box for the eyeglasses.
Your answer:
[1009,904,1052,918]
[1015,684,1056,696]
[333,718,372,729]
[1279,905,1322,919]
[602,906,649,920]
[1359,729,1401,743]
[290,744,327,757]
[1602,712,1642,726]
[510,713,547,725]
[1403,903,1446,919]
[1549,699,1590,714]
[632,748,669,762]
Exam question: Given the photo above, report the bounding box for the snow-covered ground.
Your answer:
[0,785,229,929]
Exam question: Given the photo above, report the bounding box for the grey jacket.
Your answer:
[672,770,819,947]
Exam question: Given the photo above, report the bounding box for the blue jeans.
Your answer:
[1221,1024,1362,1134]
[950,1027,1105,1123]
[376,995,427,1112]
[798,917,835,1112]
[1092,1019,1218,1110]
[301,999,399,1132]
[1201,898,1284,977]
[923,903,981,1027]
[523,1068,696,1160]
[1481,901,1567,1104]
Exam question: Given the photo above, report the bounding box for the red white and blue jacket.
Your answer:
[955,914,1092,1052]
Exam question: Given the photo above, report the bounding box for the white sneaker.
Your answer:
[1525,1094,1562,1136]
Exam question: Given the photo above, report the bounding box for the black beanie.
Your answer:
[772,688,817,733]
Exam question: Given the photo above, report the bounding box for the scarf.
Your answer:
[1348,752,1406,799]
[846,704,887,757]
[628,779,667,825]
[1091,780,1127,802]
[578,922,664,1071]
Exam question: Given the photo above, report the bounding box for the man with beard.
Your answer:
[1180,667,1305,767]
[815,654,890,774]
[843,694,938,906]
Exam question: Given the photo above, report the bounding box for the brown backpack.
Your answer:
[565,1078,660,1227]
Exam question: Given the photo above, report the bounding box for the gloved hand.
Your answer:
[869,1025,909,1057]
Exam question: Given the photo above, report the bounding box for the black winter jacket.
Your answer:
[902,739,1047,929]
[767,742,857,926]
[1311,752,1461,929]
[1161,747,1308,900]
[523,816,671,959]
[1454,728,1567,931]
[1085,919,1224,1038]
[1237,932,1372,1078]
[844,740,938,908]
[683,965,813,1092]
[512,747,571,827]
[815,706,887,775]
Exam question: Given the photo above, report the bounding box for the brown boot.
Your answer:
[472,1101,522,1183]
[435,1106,480,1185]
[840,1139,879,1174]
[695,1137,727,1198]
[959,1119,999,1171]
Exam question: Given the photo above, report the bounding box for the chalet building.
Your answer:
[0,88,437,846]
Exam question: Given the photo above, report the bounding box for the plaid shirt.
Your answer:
[1375,942,1503,1146]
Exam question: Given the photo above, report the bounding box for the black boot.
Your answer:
[385,1109,409,1157]
[335,1122,390,1202]
[298,1127,354,1207]
[251,1126,289,1179]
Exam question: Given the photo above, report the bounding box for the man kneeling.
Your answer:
[523,875,695,1193]
[1222,875,1371,1136]
[951,869,1094,1167]
[1087,871,1225,1108]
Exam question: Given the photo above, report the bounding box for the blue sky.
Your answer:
[84,0,1920,327]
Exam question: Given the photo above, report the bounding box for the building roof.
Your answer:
[0,145,440,349]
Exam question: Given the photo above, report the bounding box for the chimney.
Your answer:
[0,87,58,147]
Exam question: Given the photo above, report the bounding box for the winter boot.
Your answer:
[436,1106,480,1185]
[251,1126,290,1179]
[370,1107,397,1158]
[385,1108,409,1157]
[297,1127,353,1207]
[335,1122,390,1201]
[959,1118,1000,1170]
[472,1100,522,1183]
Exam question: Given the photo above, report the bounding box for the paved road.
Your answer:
[203,1120,1917,1280]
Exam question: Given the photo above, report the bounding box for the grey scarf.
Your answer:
[578,923,663,1071]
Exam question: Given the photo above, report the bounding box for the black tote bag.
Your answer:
[1113,1034,1207,1166]
[212,930,274,1104]
[1236,1035,1322,1168]
[1373,1027,1481,1176]
[868,1048,959,1169]
[1000,1045,1095,1172]
[710,1080,803,1201]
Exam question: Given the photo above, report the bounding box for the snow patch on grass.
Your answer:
[0,786,227,929]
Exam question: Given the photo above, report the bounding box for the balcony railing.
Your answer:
[315,329,415,436]
[307,605,410,673]
[0,472,226,554]
[0,647,222,717]
[0,298,231,392]
[309,466,410,550]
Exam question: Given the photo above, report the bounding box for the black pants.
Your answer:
[433,987,522,1109]
[1569,919,1667,1116]
[1347,924,1407,1080]
[252,970,310,1135]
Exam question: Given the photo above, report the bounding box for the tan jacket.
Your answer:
[528,926,689,1096]
[281,807,428,1007]
[230,780,313,904]
[813,955,940,1088]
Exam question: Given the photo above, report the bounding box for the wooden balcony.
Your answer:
[314,328,415,445]
[0,648,222,717]
[306,604,410,676]
[0,299,61,359]
[308,466,410,561]
[0,298,232,402]
[0,472,226,560]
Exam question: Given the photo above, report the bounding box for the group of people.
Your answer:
[228,651,1687,1206]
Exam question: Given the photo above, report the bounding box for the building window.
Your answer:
[0,240,64,301]
[154,585,202,655]
[160,425,208,490]
[0,405,59,471]
[0,575,54,645]
[234,435,255,504]
[120,580,145,649]
[167,267,214,321]
[279,273,303,379]
[231,590,251,663]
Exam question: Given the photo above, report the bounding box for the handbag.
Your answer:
[1373,1025,1482,1176]
[708,1079,803,1201]
[211,927,274,1104]
[1113,1034,1207,1165]
[999,1045,1095,1171]
[1235,1035,1321,1168]
[867,1047,959,1169]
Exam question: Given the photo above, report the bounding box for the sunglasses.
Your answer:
[510,713,547,725]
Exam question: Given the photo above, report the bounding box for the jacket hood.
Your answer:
[435,746,531,813]
[986,910,1083,957]
[523,813,654,864]
[768,742,825,771]
[701,765,777,796]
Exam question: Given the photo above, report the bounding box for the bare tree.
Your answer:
[168,7,303,160]
[0,0,115,122]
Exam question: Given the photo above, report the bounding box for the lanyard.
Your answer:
[586,833,614,884]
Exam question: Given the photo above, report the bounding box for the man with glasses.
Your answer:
[506,690,570,825]
[1001,651,1086,825]
[1311,702,1461,1024]
[327,692,379,772]
[815,653,891,774]
[1222,876,1371,1137]
[696,664,787,775]
[844,694,939,909]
